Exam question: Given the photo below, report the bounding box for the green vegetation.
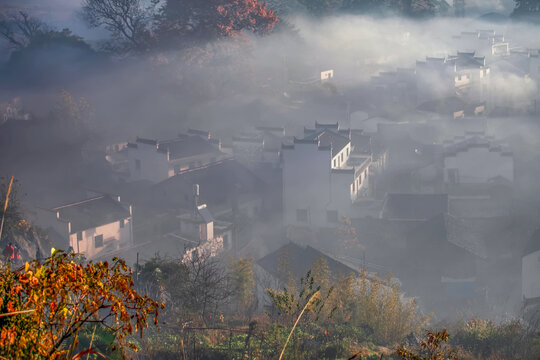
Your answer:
[1,248,540,359]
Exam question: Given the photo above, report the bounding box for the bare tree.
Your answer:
[81,0,155,52]
[180,252,232,323]
[0,11,45,49]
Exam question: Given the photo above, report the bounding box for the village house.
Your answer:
[231,126,291,166]
[370,67,417,107]
[33,194,133,259]
[282,122,377,229]
[443,135,513,186]
[125,130,229,183]
[166,184,235,261]
[120,158,268,253]
[451,30,507,59]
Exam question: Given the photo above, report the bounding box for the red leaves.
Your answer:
[161,0,278,43]
[0,251,163,358]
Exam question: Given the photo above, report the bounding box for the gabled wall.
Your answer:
[127,142,169,183]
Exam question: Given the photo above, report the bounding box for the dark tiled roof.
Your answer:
[304,128,350,158]
[158,135,221,160]
[382,193,448,221]
[187,128,210,138]
[315,121,339,129]
[417,96,467,115]
[197,204,214,223]
[257,242,358,280]
[136,137,157,146]
[151,159,264,210]
[351,131,371,154]
[52,196,130,233]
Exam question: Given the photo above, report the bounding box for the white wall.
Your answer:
[523,249,540,299]
[331,143,351,169]
[70,217,133,259]
[444,147,513,183]
[329,172,354,218]
[282,143,331,227]
[127,143,169,183]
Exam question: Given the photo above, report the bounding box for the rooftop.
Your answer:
[52,195,130,233]
[257,242,358,280]
[303,127,350,158]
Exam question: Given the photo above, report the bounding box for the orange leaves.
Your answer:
[0,251,163,359]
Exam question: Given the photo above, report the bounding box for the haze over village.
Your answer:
[2,0,540,358]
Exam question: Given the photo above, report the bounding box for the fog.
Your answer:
[2,0,540,336]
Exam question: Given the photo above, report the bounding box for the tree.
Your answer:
[0,11,45,49]
[230,257,256,315]
[342,0,387,14]
[157,0,278,48]
[0,251,162,359]
[512,0,540,20]
[0,176,23,244]
[296,0,343,16]
[267,270,334,327]
[50,90,92,145]
[82,0,156,52]
[397,329,460,360]
[138,253,231,324]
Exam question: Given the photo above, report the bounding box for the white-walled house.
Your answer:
[443,136,513,185]
[231,126,290,166]
[415,52,490,105]
[34,195,133,259]
[282,123,371,228]
[127,132,229,183]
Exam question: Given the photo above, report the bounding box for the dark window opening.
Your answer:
[94,235,104,248]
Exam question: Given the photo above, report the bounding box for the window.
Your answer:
[341,153,344,162]
[296,209,308,223]
[77,232,82,241]
[135,159,141,171]
[120,219,125,228]
[327,210,338,223]
[333,159,336,167]
[94,235,103,248]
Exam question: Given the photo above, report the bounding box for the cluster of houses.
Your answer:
[370,29,540,115]
[3,26,538,320]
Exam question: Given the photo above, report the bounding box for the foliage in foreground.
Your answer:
[0,251,162,359]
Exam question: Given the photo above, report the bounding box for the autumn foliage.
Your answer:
[159,0,278,46]
[0,251,162,359]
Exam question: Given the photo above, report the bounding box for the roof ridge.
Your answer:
[52,196,107,210]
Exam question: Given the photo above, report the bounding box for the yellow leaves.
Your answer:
[0,251,162,359]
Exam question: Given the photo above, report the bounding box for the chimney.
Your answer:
[193,184,200,212]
